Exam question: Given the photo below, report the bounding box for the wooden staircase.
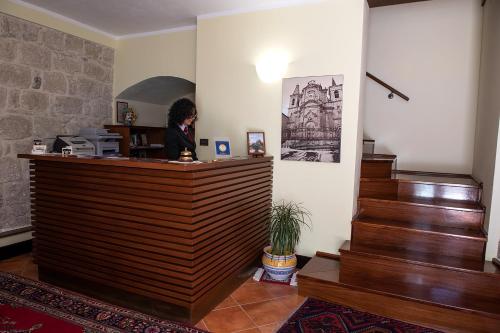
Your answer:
[298,154,500,333]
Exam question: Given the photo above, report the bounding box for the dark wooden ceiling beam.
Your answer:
[368,0,431,8]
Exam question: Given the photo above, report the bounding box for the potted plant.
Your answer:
[262,201,311,281]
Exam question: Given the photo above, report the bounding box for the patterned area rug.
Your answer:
[277,298,443,333]
[0,272,207,333]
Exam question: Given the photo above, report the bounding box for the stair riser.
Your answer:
[359,180,398,198]
[361,161,393,178]
[339,253,500,301]
[359,200,483,229]
[351,223,485,262]
[299,274,500,333]
[398,182,480,202]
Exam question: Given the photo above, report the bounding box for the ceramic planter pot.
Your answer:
[262,245,297,281]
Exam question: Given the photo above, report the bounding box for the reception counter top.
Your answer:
[19,153,272,171]
[19,154,273,322]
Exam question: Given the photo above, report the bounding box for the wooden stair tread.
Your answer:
[354,216,486,240]
[299,255,500,318]
[359,196,483,212]
[341,241,493,272]
[362,154,397,162]
[394,171,480,188]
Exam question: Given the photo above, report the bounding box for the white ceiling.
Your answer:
[16,0,319,38]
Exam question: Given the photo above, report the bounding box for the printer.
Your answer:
[79,128,122,156]
[53,135,96,155]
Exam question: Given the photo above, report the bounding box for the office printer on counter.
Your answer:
[53,135,96,155]
[79,128,122,156]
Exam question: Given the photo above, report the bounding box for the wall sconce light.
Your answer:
[256,49,289,83]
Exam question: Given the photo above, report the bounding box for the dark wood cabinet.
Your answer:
[104,125,166,158]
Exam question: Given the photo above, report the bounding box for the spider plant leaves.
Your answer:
[269,201,311,256]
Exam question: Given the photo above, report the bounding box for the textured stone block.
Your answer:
[53,53,82,74]
[101,47,114,65]
[4,181,30,205]
[89,100,112,122]
[0,15,21,38]
[0,87,6,109]
[0,115,32,139]
[43,71,67,94]
[0,157,22,183]
[11,139,32,155]
[7,89,20,109]
[20,90,49,112]
[0,63,31,88]
[65,34,84,53]
[42,29,64,51]
[84,41,102,61]
[54,96,83,114]
[33,116,63,139]
[83,61,109,81]
[77,77,101,98]
[20,43,51,70]
[0,39,17,62]
[21,23,41,42]
[101,84,113,101]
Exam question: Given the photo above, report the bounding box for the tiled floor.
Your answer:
[0,253,305,333]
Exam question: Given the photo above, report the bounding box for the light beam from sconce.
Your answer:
[255,49,289,83]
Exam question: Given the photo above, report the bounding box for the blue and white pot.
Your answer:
[262,246,297,281]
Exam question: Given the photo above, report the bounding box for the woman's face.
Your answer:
[183,109,197,126]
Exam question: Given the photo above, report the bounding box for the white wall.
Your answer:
[364,0,482,174]
[473,0,500,260]
[196,0,368,256]
[114,30,196,97]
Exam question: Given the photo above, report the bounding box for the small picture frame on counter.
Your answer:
[247,132,266,157]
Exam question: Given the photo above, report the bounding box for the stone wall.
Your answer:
[0,13,114,233]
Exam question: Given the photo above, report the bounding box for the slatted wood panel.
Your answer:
[24,155,273,322]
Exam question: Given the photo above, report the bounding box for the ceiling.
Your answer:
[18,0,320,37]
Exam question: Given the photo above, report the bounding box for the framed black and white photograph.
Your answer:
[247,132,266,156]
[281,75,343,163]
[116,101,128,124]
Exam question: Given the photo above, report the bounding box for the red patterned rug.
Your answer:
[277,298,443,333]
[0,272,207,333]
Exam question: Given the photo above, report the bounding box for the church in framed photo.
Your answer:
[281,75,343,163]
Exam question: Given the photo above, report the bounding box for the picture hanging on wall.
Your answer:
[281,75,343,163]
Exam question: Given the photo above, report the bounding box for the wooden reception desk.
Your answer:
[19,154,273,322]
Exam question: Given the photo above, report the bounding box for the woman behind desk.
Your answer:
[165,98,198,160]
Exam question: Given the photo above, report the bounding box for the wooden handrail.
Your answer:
[366,72,410,101]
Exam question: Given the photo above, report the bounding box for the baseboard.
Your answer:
[0,239,32,260]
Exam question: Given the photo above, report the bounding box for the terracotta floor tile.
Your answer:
[241,299,291,326]
[21,265,39,281]
[262,283,297,298]
[195,319,209,331]
[236,328,261,333]
[232,283,274,305]
[214,295,239,310]
[0,260,27,272]
[277,294,306,311]
[244,276,258,285]
[203,306,256,333]
[258,322,281,333]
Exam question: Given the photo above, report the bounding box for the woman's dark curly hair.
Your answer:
[168,98,197,128]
